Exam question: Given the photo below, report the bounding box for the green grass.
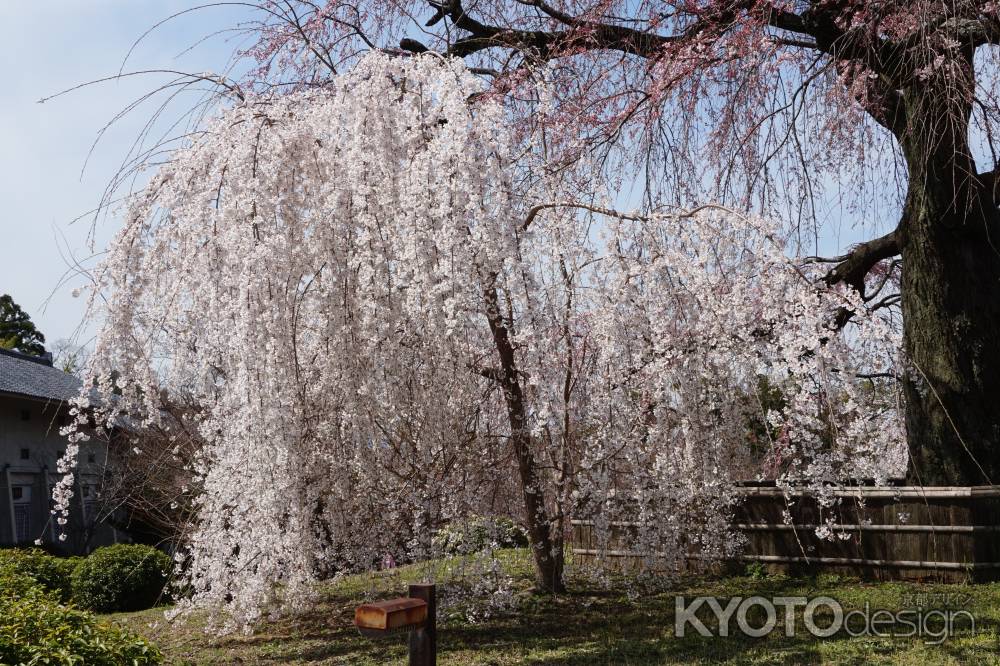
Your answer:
[110,551,1000,665]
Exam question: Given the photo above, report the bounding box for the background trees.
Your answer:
[0,294,46,355]
[50,339,88,375]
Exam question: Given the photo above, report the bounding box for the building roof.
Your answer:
[0,348,81,402]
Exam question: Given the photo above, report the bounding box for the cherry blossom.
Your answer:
[60,52,902,628]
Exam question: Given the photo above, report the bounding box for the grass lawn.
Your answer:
[109,551,1000,665]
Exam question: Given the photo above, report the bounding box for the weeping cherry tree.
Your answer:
[57,53,901,628]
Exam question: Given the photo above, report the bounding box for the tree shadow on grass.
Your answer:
[143,576,1000,664]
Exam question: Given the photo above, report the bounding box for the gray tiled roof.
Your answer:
[0,348,81,402]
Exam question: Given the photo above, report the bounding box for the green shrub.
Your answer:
[745,561,769,580]
[71,544,172,613]
[0,564,40,599]
[0,548,80,603]
[0,574,161,665]
[433,516,530,555]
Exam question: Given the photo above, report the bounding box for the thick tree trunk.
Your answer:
[482,281,565,592]
[900,193,1000,486]
[899,75,1000,486]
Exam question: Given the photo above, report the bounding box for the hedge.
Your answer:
[0,548,81,603]
[0,568,161,665]
[71,544,173,613]
[433,516,530,555]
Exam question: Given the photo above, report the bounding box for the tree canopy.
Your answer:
[0,294,46,356]
[68,1,1000,485]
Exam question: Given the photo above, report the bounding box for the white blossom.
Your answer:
[61,53,904,630]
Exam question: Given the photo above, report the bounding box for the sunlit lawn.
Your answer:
[109,550,1000,665]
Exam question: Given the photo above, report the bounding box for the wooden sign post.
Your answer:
[407,583,436,666]
[354,583,437,666]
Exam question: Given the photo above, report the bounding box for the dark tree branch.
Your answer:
[868,293,902,311]
[400,37,429,53]
[468,364,503,382]
[409,0,743,60]
[403,0,914,132]
[822,229,901,293]
[480,271,565,591]
[895,14,1000,51]
[979,166,1000,206]
[520,201,647,234]
[811,228,901,330]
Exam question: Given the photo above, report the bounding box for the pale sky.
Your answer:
[0,1,250,349]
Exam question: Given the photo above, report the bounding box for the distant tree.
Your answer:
[0,294,46,356]
[50,339,88,376]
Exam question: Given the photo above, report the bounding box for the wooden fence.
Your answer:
[570,485,1000,582]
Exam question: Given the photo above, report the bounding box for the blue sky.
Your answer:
[0,1,251,348]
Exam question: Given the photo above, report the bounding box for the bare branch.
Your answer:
[822,230,901,293]
[520,201,647,234]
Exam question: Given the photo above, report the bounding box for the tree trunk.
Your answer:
[900,194,1000,486]
[899,74,1000,486]
[482,281,565,592]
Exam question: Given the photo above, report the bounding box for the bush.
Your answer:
[0,571,161,665]
[0,564,40,599]
[0,567,161,664]
[71,544,172,612]
[0,548,81,603]
[745,561,769,580]
[433,516,530,555]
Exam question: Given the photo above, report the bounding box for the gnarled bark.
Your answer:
[897,70,1000,485]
